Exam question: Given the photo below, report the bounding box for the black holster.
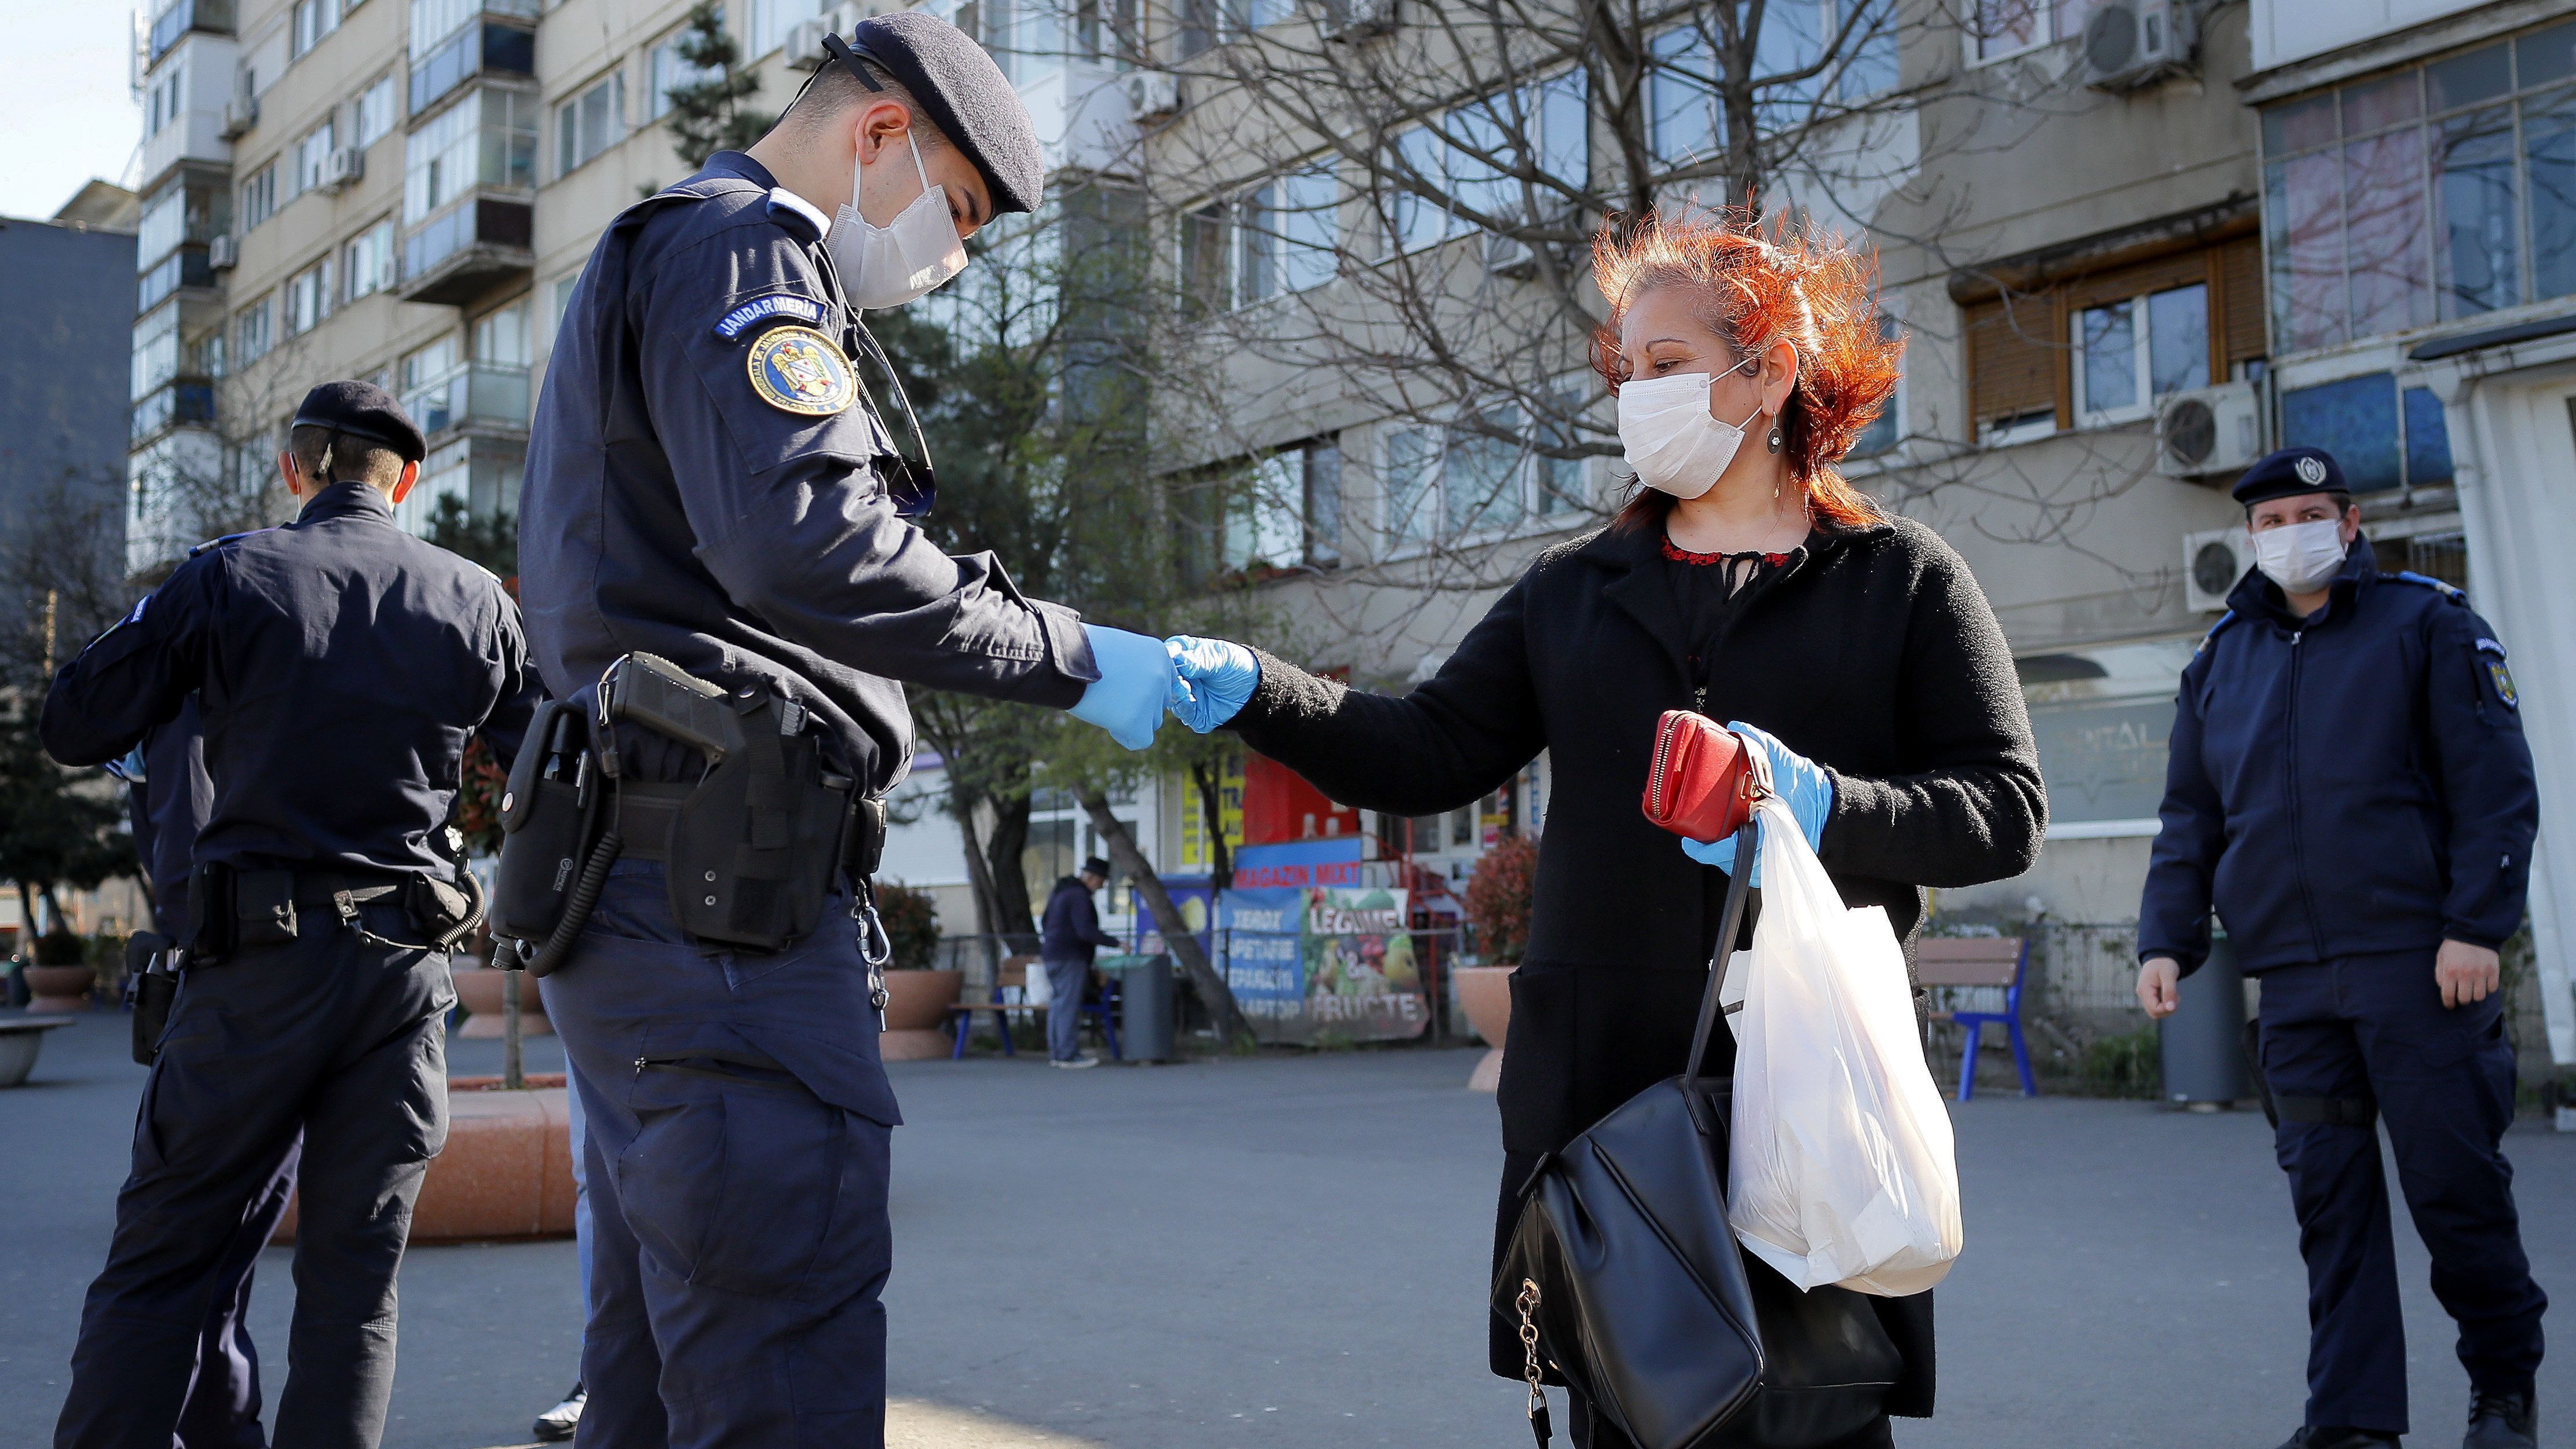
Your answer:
[491,697,603,946]
[125,931,178,1066]
[186,862,296,963]
[661,700,854,953]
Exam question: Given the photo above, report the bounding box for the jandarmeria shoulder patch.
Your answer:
[714,293,828,341]
[745,325,855,416]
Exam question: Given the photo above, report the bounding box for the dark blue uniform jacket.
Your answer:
[519,151,1097,791]
[42,482,536,883]
[126,695,214,937]
[2138,537,2537,975]
[1040,876,1121,964]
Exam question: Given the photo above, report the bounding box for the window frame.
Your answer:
[343,217,397,302]
[2067,279,2213,427]
[1966,0,2090,67]
[1378,67,1590,261]
[353,72,400,149]
[240,161,280,230]
[557,69,628,180]
[1374,407,1576,557]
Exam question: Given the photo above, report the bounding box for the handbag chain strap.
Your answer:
[1516,1277,1552,1446]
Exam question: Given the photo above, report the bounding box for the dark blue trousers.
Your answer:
[544,861,898,1449]
[173,1133,301,1449]
[2256,953,2546,1435]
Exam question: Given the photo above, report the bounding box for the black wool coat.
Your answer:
[1228,513,2047,1416]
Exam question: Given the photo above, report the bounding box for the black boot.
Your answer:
[2463,1390,2536,1449]
[2273,1430,2401,1449]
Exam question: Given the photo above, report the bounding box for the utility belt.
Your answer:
[490,653,890,981]
[185,860,484,965]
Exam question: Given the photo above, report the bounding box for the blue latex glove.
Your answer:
[1067,625,1174,750]
[1165,634,1260,733]
[1678,720,1835,884]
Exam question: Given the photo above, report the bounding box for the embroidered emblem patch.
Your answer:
[745,326,855,416]
[2489,660,2520,709]
[714,293,828,341]
[2295,455,2328,486]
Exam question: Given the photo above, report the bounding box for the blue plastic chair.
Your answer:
[1919,936,2035,1101]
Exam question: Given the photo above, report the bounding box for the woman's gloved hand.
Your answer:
[1165,635,1260,733]
[1067,625,1176,750]
[1678,720,1835,884]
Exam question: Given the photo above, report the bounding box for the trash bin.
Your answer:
[1109,954,1176,1063]
[2160,930,2249,1108]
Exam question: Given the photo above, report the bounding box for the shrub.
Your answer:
[2081,1027,2162,1100]
[33,930,89,966]
[874,881,942,971]
[1463,833,1539,965]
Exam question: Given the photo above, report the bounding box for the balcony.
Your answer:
[411,21,536,116]
[402,361,530,438]
[131,379,217,447]
[399,197,533,306]
[148,0,236,64]
[138,246,219,314]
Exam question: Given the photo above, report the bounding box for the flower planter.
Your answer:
[23,964,97,1013]
[449,964,553,1038]
[880,968,964,1062]
[275,1075,576,1245]
[1453,965,1516,1093]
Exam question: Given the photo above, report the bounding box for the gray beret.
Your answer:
[836,13,1044,216]
[291,379,426,463]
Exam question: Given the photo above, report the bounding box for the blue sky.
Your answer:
[1,0,147,219]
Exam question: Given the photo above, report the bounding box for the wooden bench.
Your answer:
[1918,936,2034,1102]
[946,957,1122,1061]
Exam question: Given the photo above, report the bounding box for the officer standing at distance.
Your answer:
[517,14,1170,1447]
[2135,447,2544,1449]
[43,382,536,1449]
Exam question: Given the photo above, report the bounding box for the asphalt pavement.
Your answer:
[2,1007,2569,1448]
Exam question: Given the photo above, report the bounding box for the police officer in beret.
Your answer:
[518,12,1173,1445]
[43,380,536,1449]
[2136,446,2545,1449]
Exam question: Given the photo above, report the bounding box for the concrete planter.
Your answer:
[880,968,964,1061]
[276,1074,575,1245]
[450,965,553,1038]
[0,1018,75,1086]
[1454,965,1516,1093]
[23,964,97,1012]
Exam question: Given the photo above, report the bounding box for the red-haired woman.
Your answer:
[1166,213,2046,1446]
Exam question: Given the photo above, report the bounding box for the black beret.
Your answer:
[290,380,427,464]
[2232,446,2347,508]
[837,13,1043,216]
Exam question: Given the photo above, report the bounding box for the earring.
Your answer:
[1766,419,1784,454]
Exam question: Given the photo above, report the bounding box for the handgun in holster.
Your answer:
[126,931,179,1066]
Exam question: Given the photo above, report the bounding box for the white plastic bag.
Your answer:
[1727,797,1963,1297]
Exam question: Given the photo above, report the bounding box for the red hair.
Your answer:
[1590,207,1901,531]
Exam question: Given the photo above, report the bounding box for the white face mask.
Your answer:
[2252,517,2348,596]
[828,131,969,310]
[1615,357,1766,500]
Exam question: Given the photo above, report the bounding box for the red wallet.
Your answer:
[1641,711,1766,841]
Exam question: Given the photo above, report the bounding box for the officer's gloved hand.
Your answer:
[1068,625,1175,751]
[1678,720,1835,885]
[1165,635,1260,733]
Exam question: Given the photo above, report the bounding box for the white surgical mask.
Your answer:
[1616,357,1766,500]
[828,131,969,310]
[2252,518,2348,596]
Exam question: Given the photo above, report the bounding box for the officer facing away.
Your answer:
[517,12,1172,1446]
[109,696,306,1449]
[2135,446,2544,1449]
[43,381,536,1449]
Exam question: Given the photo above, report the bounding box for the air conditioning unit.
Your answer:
[323,147,365,190]
[220,93,258,139]
[1125,69,1181,125]
[1319,0,1396,41]
[2182,526,2253,613]
[1483,232,1536,279]
[2156,379,2264,479]
[2081,0,2195,92]
[208,234,238,270]
[788,3,866,69]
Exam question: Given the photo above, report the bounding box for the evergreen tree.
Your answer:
[664,3,774,170]
[0,694,127,937]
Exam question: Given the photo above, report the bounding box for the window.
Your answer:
[558,71,627,177]
[1384,70,1587,255]
[405,87,537,223]
[1225,438,1340,570]
[148,67,186,137]
[1378,412,1564,550]
[1847,312,1904,458]
[749,0,822,60]
[552,271,581,328]
[2261,23,2576,354]
[1649,0,1900,167]
[2278,373,2454,494]
[2070,281,2207,423]
[473,298,530,366]
[1178,201,1232,314]
[411,0,536,57]
[240,160,280,229]
[292,0,341,58]
[295,119,337,194]
[345,218,397,300]
[353,73,398,148]
[650,17,723,120]
[2017,638,2199,831]
[137,186,186,269]
[1971,0,2097,64]
[133,303,182,400]
[1236,165,1338,302]
[235,294,275,365]
[284,255,336,335]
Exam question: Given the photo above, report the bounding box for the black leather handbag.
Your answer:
[1494,815,1902,1448]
